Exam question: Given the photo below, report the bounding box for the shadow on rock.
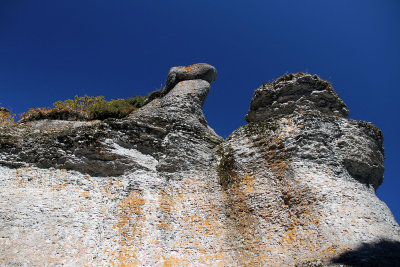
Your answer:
[331,239,400,267]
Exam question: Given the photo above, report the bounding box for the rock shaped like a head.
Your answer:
[129,63,222,173]
[245,73,349,123]
[164,63,217,93]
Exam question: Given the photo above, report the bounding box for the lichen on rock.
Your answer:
[0,65,399,266]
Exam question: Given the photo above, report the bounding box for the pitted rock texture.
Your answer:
[220,114,396,266]
[245,73,349,123]
[0,65,399,266]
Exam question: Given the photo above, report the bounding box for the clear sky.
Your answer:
[1,1,399,222]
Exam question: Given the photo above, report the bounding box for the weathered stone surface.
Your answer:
[221,112,396,265]
[0,73,221,176]
[164,63,217,92]
[0,65,399,266]
[245,73,349,123]
[130,78,222,173]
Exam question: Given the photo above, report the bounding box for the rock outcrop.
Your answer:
[0,64,221,176]
[0,64,399,266]
[245,73,349,122]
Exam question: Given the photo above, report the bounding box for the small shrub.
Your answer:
[0,108,16,127]
[20,107,60,121]
[20,94,147,122]
[90,98,135,120]
[125,95,146,108]
[53,95,106,112]
[0,108,17,148]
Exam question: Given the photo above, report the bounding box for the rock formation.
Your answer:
[0,64,399,266]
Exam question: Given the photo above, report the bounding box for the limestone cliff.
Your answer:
[0,64,399,266]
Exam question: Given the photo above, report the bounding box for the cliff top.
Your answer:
[246,72,349,123]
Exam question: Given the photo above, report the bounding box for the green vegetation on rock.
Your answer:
[0,108,15,127]
[20,94,147,121]
[216,144,237,186]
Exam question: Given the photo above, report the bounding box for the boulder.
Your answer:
[164,63,217,92]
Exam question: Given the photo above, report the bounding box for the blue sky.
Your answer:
[1,0,399,222]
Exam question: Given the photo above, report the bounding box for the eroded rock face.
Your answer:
[0,65,399,266]
[0,64,222,176]
[245,73,349,123]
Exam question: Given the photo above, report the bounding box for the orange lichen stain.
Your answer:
[324,245,337,255]
[114,181,123,187]
[108,179,123,187]
[81,191,90,198]
[184,64,197,73]
[157,220,172,230]
[161,255,189,267]
[281,227,296,243]
[114,248,138,267]
[241,174,257,194]
[159,190,174,213]
[183,215,218,237]
[101,183,117,198]
[17,178,24,187]
[112,191,146,266]
[50,182,67,192]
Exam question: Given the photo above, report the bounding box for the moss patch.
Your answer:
[216,144,237,187]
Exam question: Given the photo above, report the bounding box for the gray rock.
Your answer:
[164,63,217,92]
[245,73,349,123]
[0,66,399,266]
[222,111,398,265]
[0,64,222,176]
[130,78,222,173]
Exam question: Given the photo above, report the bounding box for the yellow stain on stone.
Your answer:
[111,191,146,266]
[161,255,189,267]
[184,64,196,73]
